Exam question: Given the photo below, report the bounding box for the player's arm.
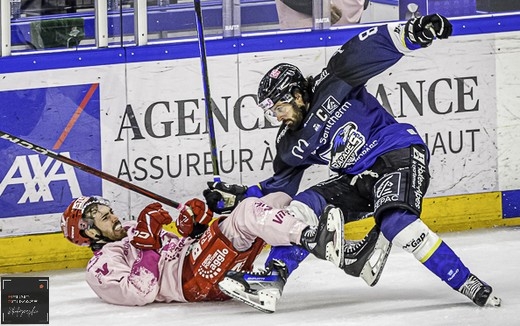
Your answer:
[202,158,309,214]
[85,247,160,306]
[259,157,310,196]
[328,14,452,87]
[86,203,173,306]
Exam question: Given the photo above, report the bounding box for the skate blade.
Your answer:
[218,277,278,313]
[360,235,392,287]
[326,207,345,268]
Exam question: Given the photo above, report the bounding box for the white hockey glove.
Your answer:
[405,13,452,47]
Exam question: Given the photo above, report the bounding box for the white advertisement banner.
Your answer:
[0,31,516,236]
[366,35,498,196]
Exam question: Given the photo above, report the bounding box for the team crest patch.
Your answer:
[328,122,365,170]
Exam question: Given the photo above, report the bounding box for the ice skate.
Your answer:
[300,204,344,267]
[218,259,288,313]
[343,226,392,286]
[457,273,501,307]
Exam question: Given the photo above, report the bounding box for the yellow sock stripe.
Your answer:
[419,238,443,263]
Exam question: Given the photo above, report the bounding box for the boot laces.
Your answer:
[344,238,366,255]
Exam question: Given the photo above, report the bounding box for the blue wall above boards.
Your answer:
[2,12,519,75]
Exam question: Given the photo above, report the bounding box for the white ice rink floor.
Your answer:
[6,227,520,326]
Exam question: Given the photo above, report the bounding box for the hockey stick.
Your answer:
[194,0,221,182]
[0,130,183,210]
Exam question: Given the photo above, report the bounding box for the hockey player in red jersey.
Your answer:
[60,193,347,309]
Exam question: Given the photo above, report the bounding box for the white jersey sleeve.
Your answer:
[84,221,195,306]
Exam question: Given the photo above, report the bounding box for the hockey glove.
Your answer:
[405,14,452,47]
[203,181,248,214]
[176,198,213,238]
[130,202,173,250]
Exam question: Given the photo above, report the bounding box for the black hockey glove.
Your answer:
[405,14,452,47]
[203,181,248,214]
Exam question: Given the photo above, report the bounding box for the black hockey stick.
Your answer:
[194,0,221,182]
[0,130,183,210]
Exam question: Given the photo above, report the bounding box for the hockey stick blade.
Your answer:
[0,130,183,210]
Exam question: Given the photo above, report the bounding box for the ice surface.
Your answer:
[7,227,520,326]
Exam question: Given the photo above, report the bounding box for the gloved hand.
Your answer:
[176,198,213,238]
[202,181,248,214]
[405,14,452,47]
[130,202,173,250]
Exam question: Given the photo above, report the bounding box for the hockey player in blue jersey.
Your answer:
[209,14,502,312]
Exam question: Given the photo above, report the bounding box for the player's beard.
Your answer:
[286,102,305,131]
[109,221,127,241]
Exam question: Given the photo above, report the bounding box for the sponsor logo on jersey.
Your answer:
[374,172,401,211]
[411,147,427,211]
[412,147,426,164]
[402,232,426,252]
[312,69,330,93]
[315,96,340,123]
[276,125,289,144]
[319,102,350,147]
[326,122,365,170]
[272,210,290,224]
[321,96,340,114]
[199,248,230,280]
[291,138,310,160]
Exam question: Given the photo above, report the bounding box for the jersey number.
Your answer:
[359,26,378,41]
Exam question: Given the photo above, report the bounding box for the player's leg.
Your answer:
[373,145,501,307]
[218,202,345,313]
[380,209,501,307]
[303,179,392,285]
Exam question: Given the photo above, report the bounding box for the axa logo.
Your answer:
[0,83,102,219]
[0,152,82,203]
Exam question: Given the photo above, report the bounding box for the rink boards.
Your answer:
[2,191,520,273]
[1,13,520,273]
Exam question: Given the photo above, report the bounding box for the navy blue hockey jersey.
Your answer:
[259,23,427,196]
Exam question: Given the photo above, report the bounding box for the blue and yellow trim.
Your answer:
[345,191,520,240]
[1,191,519,274]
